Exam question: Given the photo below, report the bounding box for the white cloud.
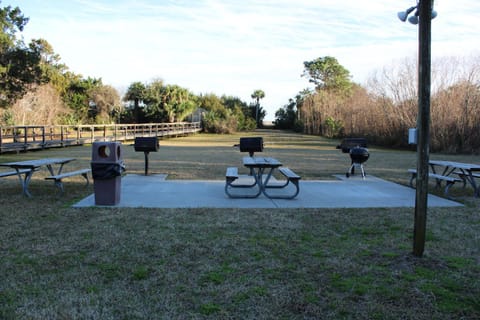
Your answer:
[7,0,480,120]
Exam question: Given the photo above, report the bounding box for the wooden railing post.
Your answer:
[42,126,46,146]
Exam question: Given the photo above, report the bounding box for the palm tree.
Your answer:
[251,89,265,127]
[124,82,146,123]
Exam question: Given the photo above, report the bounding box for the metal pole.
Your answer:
[144,151,149,176]
[413,0,432,257]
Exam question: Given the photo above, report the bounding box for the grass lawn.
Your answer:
[0,129,479,319]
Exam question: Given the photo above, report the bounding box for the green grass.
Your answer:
[0,129,479,319]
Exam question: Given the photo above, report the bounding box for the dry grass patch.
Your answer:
[1,130,479,319]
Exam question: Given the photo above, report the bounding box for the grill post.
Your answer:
[143,151,150,176]
[134,137,159,175]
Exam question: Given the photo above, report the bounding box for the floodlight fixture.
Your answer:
[398,2,437,24]
[397,6,416,22]
[408,11,419,24]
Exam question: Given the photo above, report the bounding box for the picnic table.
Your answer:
[429,160,480,197]
[0,158,81,197]
[225,156,301,199]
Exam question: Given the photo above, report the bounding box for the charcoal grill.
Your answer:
[239,137,264,156]
[336,138,367,153]
[134,137,159,175]
[346,146,369,179]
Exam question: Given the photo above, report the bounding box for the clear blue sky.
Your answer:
[7,0,480,120]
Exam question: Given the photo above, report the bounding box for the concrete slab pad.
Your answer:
[73,174,462,208]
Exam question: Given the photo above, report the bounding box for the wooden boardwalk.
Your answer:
[0,122,201,153]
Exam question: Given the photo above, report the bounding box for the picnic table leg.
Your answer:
[256,168,273,197]
[430,164,442,187]
[45,163,68,191]
[225,181,261,198]
[260,168,298,199]
[225,168,261,198]
[430,164,457,188]
[46,163,66,176]
[15,168,33,197]
[262,168,275,186]
[456,169,468,188]
[467,171,480,197]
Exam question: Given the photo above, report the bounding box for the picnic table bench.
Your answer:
[408,168,461,198]
[0,168,33,178]
[45,168,91,193]
[270,167,301,199]
[225,166,261,198]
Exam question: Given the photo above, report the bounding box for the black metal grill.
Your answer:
[134,137,159,152]
[239,137,263,156]
[346,146,369,178]
[350,146,369,164]
[336,138,367,153]
[134,137,159,175]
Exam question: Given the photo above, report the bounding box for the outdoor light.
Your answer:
[398,2,437,24]
[397,6,416,22]
[408,12,419,25]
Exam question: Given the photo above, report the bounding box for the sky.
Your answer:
[6,0,480,120]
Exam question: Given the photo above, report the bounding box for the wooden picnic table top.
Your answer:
[242,156,282,168]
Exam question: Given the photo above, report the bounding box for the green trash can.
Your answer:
[91,142,125,205]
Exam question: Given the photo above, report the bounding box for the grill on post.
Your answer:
[134,137,159,175]
[239,137,264,157]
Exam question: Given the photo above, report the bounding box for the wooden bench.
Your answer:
[45,168,91,193]
[408,168,461,198]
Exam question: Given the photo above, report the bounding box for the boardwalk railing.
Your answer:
[0,122,202,153]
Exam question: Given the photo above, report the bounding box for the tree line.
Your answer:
[122,81,265,133]
[3,3,479,153]
[0,3,264,133]
[274,55,480,154]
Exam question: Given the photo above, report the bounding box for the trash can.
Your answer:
[91,141,125,205]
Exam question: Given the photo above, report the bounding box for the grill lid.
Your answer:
[239,137,263,156]
[349,146,369,163]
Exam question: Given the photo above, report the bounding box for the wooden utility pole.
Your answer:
[413,0,433,257]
